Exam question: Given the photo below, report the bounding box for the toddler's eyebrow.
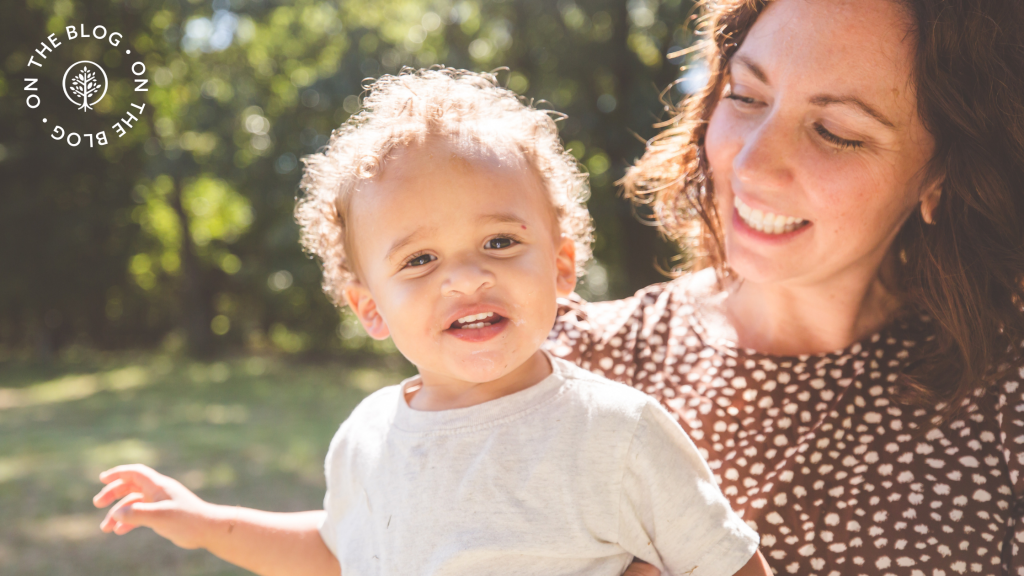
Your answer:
[480,212,528,226]
[386,227,432,262]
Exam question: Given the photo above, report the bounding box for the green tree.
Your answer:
[0,0,696,357]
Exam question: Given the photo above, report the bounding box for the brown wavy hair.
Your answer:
[621,0,1024,417]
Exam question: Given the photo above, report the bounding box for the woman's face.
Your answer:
[705,0,938,288]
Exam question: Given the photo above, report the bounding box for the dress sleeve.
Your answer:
[994,363,1024,574]
[616,401,760,576]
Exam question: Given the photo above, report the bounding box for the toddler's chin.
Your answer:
[451,358,515,384]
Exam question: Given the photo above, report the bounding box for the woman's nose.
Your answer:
[441,259,496,297]
[732,112,795,191]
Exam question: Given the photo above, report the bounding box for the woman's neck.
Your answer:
[721,264,903,357]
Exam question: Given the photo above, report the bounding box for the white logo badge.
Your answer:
[21,24,149,148]
[63,61,109,111]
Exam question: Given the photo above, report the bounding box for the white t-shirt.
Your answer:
[319,352,759,576]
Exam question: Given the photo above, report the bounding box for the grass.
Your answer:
[0,351,413,575]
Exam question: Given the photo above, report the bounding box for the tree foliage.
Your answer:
[0,0,697,357]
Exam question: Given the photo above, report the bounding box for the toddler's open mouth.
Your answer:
[449,311,505,330]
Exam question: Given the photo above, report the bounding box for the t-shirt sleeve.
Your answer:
[617,401,760,576]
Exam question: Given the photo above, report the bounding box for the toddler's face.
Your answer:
[343,138,576,387]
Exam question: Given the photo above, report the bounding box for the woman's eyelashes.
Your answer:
[725,87,865,151]
[723,87,760,108]
[814,123,864,150]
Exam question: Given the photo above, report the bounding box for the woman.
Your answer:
[552,0,1024,573]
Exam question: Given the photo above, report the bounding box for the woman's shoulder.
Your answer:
[548,268,720,366]
[555,268,717,329]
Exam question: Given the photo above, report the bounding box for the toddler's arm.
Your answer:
[93,464,339,576]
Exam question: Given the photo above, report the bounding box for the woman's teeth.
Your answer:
[454,312,497,329]
[734,196,808,234]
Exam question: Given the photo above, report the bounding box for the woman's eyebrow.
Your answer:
[809,95,896,129]
[732,55,769,84]
[733,54,896,129]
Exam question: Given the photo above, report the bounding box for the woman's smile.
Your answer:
[733,195,808,235]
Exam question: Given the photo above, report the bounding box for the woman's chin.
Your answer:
[725,243,805,286]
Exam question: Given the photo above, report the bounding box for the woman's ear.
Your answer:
[342,282,390,340]
[919,178,943,225]
[554,236,577,297]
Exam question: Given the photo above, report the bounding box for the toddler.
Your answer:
[93,68,768,576]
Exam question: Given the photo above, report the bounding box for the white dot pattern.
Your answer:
[547,279,1024,575]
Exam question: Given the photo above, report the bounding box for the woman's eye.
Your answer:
[724,93,758,106]
[404,253,436,268]
[484,237,517,250]
[723,84,760,107]
[814,124,863,150]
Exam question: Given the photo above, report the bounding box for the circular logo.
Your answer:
[62,61,109,111]
[20,24,149,149]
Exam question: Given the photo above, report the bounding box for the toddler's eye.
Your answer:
[484,237,517,250]
[405,253,436,268]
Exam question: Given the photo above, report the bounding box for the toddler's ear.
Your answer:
[554,236,577,297]
[343,283,390,340]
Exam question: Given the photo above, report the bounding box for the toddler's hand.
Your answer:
[623,559,661,576]
[93,464,214,550]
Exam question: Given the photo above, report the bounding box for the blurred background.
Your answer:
[0,0,703,573]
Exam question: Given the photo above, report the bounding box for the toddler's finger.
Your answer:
[99,464,163,493]
[112,498,178,530]
[112,521,138,535]
[93,478,134,508]
[101,492,145,532]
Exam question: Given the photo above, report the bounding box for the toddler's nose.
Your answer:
[441,260,496,296]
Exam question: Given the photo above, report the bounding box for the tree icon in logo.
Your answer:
[62,61,108,112]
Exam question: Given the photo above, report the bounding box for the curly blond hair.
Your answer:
[296,67,593,308]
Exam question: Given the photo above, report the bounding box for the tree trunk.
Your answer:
[168,175,214,357]
[606,0,674,294]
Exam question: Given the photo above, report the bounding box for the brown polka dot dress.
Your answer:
[546,272,1024,575]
